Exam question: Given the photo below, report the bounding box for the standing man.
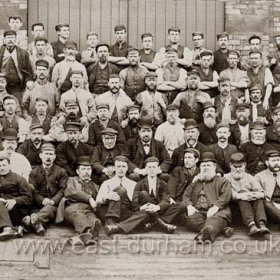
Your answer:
[139,33,158,71]
[191,31,206,68]
[81,32,99,67]
[213,33,230,74]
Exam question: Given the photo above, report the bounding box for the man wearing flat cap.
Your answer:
[135,71,167,127]
[52,40,88,94]
[95,74,133,125]
[0,153,32,240]
[127,117,172,182]
[154,104,185,156]
[87,103,125,146]
[24,143,68,235]
[198,102,218,146]
[183,152,232,243]
[240,121,274,175]
[157,27,192,68]
[123,105,141,142]
[50,23,81,63]
[225,152,269,237]
[56,122,93,176]
[92,128,129,184]
[191,31,206,68]
[156,47,187,104]
[0,29,33,104]
[119,47,148,101]
[57,156,101,245]
[87,42,120,95]
[22,59,59,118]
[173,69,211,123]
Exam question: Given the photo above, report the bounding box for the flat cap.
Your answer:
[70,70,83,76]
[64,41,76,49]
[95,42,110,52]
[65,99,79,107]
[101,128,118,135]
[145,72,158,79]
[250,121,265,130]
[3,30,16,37]
[2,128,18,140]
[138,117,154,128]
[165,47,177,54]
[127,104,140,112]
[65,122,82,131]
[96,103,109,110]
[145,157,159,164]
[200,152,217,163]
[29,123,43,131]
[41,143,55,152]
[202,101,216,111]
[114,24,126,32]
[184,119,198,130]
[168,26,181,33]
[184,148,200,159]
[109,74,120,79]
[35,59,49,68]
[188,69,201,78]
[230,152,246,164]
[114,155,129,163]
[127,46,139,54]
[265,150,280,159]
[236,102,250,110]
[3,95,18,104]
[215,122,230,131]
[77,156,92,166]
[249,84,262,92]
[166,104,179,111]
[217,32,229,40]
[200,50,213,58]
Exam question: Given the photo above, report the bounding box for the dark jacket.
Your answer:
[51,40,81,63]
[29,164,68,207]
[198,123,217,146]
[229,122,252,149]
[127,137,172,173]
[266,125,280,151]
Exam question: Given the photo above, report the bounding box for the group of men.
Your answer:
[1,15,280,245]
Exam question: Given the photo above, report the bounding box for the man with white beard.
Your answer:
[240,121,274,175]
[198,102,218,146]
[183,152,232,243]
[225,153,269,237]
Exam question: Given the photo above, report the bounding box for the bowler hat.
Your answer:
[184,119,198,130]
[230,152,246,164]
[138,117,154,128]
[2,128,18,140]
[200,152,217,163]
[202,101,216,111]
[77,156,92,166]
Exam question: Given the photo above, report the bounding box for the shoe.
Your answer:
[143,222,156,232]
[248,224,261,237]
[22,216,31,228]
[91,219,101,241]
[15,226,25,238]
[30,213,45,236]
[201,226,214,242]
[156,218,177,234]
[67,233,92,247]
[0,227,16,241]
[105,223,123,235]
[259,221,270,235]
[223,227,234,238]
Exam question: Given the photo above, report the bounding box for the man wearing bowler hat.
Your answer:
[183,152,232,243]
[135,71,167,127]
[87,42,120,95]
[225,152,269,237]
[154,104,185,157]
[127,117,172,182]
[24,143,68,236]
[56,122,93,176]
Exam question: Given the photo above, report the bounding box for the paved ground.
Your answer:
[0,224,280,280]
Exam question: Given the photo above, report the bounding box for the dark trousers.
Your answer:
[264,200,280,223]
[0,202,27,229]
[238,199,267,226]
[33,205,58,225]
[64,203,99,234]
[6,84,23,104]
[184,211,228,242]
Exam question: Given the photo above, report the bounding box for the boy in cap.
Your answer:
[225,152,269,237]
[24,143,68,235]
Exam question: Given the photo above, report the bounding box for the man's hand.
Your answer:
[104,166,115,177]
[121,119,129,128]
[26,81,34,90]
[57,115,66,125]
[207,205,219,218]
[170,198,176,205]
[79,116,88,125]
[5,199,16,211]
[48,199,55,206]
[107,192,120,201]
[42,198,51,206]
[134,168,147,176]
[262,99,269,110]
[143,203,160,213]
[89,197,97,210]
[187,205,199,216]
[195,95,208,104]
[0,198,6,203]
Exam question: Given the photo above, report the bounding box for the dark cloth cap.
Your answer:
[141,33,153,40]
[250,121,265,130]
[70,70,83,76]
[192,31,204,38]
[168,26,181,33]
[101,128,118,135]
[41,143,55,152]
[145,72,158,79]
[184,119,198,130]
[236,102,250,110]
[65,122,82,131]
[145,157,159,164]
[3,95,18,104]
[114,155,129,163]
[2,128,18,140]
[165,47,177,54]
[35,59,49,69]
[55,23,69,32]
[215,122,230,131]
[109,74,120,80]
[217,32,229,40]
[29,123,43,131]
[202,101,216,111]
[230,152,246,164]
[200,152,217,163]
[248,34,261,43]
[166,104,179,111]
[77,156,92,166]
[200,50,213,58]
[95,42,110,52]
[3,30,16,37]
[188,69,201,78]
[114,24,126,32]
[64,41,76,49]
[218,76,231,84]
[265,150,280,159]
[65,99,79,107]
[127,104,140,112]
[249,84,262,92]
[138,117,154,128]
[96,103,109,110]
[184,148,200,159]
[127,47,139,54]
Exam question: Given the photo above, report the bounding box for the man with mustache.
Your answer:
[183,152,232,243]
[96,74,133,125]
[173,69,211,123]
[123,105,141,142]
[198,102,218,146]
[92,128,129,184]
[17,123,45,168]
[135,71,167,127]
[52,41,88,94]
[225,152,269,237]
[22,59,59,119]
[267,105,280,151]
[240,121,274,175]
[154,104,185,157]
[87,42,119,95]
[23,143,68,236]
[209,123,238,174]
[255,150,280,227]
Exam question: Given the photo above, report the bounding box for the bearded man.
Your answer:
[266,105,280,150]
[123,105,141,142]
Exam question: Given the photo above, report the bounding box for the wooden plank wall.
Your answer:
[28,0,224,52]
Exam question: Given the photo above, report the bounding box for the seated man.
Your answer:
[183,152,232,243]
[266,104,280,150]
[109,157,185,234]
[127,117,172,182]
[96,156,136,232]
[92,128,129,184]
[225,152,269,237]
[0,154,32,240]
[56,122,93,176]
[168,148,200,203]
[24,143,68,235]
[56,156,101,245]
